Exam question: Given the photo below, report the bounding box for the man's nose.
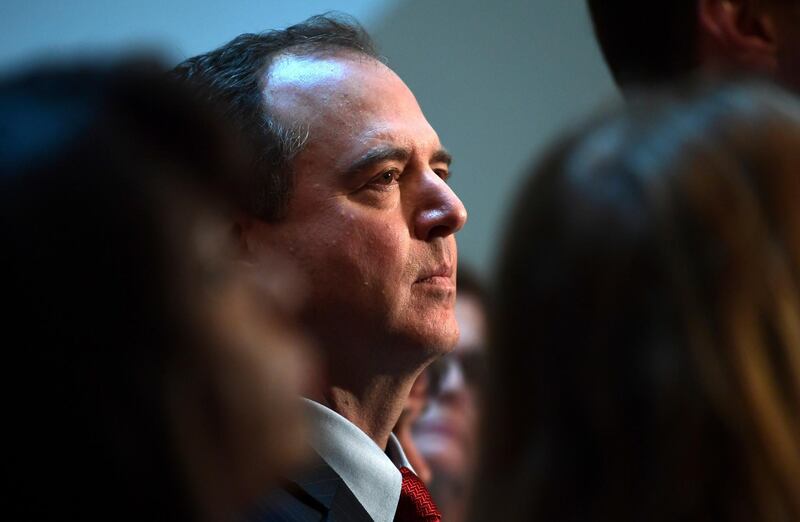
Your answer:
[413,171,468,241]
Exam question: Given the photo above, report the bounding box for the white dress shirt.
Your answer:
[303,398,413,522]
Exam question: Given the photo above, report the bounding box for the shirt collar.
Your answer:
[303,398,412,522]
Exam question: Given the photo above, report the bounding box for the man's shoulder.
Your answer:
[247,482,320,522]
[247,453,373,522]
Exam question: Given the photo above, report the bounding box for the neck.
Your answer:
[309,370,421,449]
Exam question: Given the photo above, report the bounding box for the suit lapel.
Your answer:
[326,480,373,522]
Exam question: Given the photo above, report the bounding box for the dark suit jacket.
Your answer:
[248,451,374,522]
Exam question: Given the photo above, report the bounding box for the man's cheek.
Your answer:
[354,222,405,259]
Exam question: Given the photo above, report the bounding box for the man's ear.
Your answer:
[698,0,779,73]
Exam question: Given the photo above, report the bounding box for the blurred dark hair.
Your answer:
[586,0,699,89]
[2,60,254,520]
[474,82,800,522]
[173,13,378,221]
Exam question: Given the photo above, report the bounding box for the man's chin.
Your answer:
[398,322,459,358]
[429,313,460,350]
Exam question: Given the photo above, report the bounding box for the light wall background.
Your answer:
[1,0,619,275]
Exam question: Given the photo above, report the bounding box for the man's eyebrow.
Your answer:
[431,148,452,167]
[343,146,411,177]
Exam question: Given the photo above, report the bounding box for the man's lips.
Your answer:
[415,264,454,285]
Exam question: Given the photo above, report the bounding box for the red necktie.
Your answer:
[394,466,441,522]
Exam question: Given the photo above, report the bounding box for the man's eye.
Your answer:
[434,168,450,181]
[369,169,400,187]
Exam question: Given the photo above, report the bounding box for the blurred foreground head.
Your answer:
[477,82,800,521]
[587,0,800,93]
[2,61,308,520]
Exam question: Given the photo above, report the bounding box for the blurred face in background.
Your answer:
[412,291,486,481]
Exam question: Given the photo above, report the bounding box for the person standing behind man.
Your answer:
[412,268,488,522]
[175,14,467,522]
[586,0,800,93]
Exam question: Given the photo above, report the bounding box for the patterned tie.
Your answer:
[394,466,441,522]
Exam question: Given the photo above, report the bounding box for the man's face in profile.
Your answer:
[247,52,467,362]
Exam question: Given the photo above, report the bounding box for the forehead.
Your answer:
[263,52,441,162]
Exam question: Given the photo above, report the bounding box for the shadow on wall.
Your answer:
[371,0,619,273]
